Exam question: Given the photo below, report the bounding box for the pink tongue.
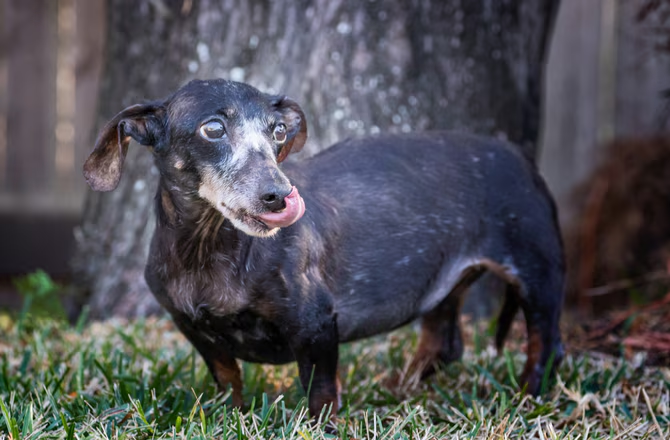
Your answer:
[257,186,305,229]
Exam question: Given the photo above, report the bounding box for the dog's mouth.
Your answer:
[255,187,306,229]
[224,186,305,236]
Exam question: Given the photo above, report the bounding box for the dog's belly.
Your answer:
[334,267,436,342]
[334,254,478,342]
[199,310,295,364]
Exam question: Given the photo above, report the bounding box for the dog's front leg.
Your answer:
[289,312,340,419]
[171,314,243,407]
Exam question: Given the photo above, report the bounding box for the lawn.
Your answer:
[0,314,668,439]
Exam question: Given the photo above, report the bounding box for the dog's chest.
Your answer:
[156,255,294,364]
[188,310,294,364]
[163,261,249,319]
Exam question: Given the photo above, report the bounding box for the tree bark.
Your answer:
[72,0,560,319]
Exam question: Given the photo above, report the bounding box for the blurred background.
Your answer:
[0,0,668,334]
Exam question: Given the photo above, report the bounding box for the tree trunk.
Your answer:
[72,0,560,319]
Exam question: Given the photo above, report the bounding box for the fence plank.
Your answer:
[539,0,604,224]
[5,0,57,194]
[0,1,6,187]
[75,0,105,177]
[616,0,670,135]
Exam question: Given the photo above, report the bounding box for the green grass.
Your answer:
[0,316,668,439]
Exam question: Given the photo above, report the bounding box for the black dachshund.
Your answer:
[84,79,565,418]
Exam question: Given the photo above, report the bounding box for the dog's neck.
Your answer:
[152,180,255,318]
[155,182,250,270]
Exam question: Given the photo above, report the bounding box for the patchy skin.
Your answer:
[83,79,566,420]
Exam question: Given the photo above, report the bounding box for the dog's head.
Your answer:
[84,79,307,237]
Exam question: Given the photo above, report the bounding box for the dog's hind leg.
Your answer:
[495,284,520,352]
[515,269,565,395]
[409,265,486,380]
[409,256,564,396]
[484,256,564,395]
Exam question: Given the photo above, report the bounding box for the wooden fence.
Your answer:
[0,0,105,216]
[0,0,104,278]
[540,0,670,224]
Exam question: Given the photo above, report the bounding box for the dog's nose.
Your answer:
[260,189,289,212]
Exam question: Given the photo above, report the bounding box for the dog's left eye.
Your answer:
[199,120,226,140]
[273,123,287,144]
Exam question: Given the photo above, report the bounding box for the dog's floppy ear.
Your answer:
[272,96,307,163]
[83,103,165,192]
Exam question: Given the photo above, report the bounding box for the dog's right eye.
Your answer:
[199,120,226,140]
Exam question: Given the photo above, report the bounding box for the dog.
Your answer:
[83,79,565,418]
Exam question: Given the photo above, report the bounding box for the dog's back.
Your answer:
[282,131,562,342]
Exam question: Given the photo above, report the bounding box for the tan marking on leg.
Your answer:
[520,327,543,394]
[309,382,339,420]
[212,358,243,407]
[407,316,443,383]
[311,369,341,420]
